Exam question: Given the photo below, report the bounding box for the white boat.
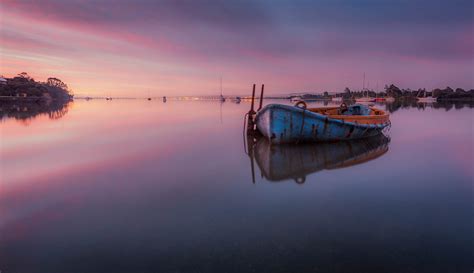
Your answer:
[290,96,303,102]
[385,97,395,102]
[332,97,343,102]
[416,90,436,103]
[356,73,376,102]
[417,96,437,103]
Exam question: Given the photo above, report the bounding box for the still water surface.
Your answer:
[1,99,473,273]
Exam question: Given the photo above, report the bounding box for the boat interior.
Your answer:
[306,104,389,124]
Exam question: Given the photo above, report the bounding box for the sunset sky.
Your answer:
[1,0,473,97]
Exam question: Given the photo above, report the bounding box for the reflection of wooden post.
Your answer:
[250,154,256,184]
[246,84,260,183]
[247,136,256,184]
[247,114,255,132]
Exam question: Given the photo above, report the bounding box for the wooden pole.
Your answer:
[250,84,256,114]
[258,84,264,111]
[247,84,257,132]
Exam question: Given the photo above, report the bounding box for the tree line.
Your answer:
[339,85,474,101]
[0,72,73,101]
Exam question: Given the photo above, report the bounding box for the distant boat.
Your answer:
[332,97,343,102]
[375,95,395,102]
[290,96,303,102]
[147,98,151,101]
[356,73,375,102]
[233,96,241,103]
[417,97,437,103]
[356,91,375,102]
[252,134,390,183]
[163,96,167,103]
[375,97,385,102]
[219,77,225,102]
[416,91,437,102]
[255,102,390,144]
[416,90,437,103]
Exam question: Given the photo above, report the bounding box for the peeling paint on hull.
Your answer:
[255,104,389,144]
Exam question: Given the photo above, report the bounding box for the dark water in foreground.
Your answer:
[1,99,473,273]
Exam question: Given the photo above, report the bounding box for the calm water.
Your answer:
[1,99,473,273]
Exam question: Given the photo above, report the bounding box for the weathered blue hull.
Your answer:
[255,104,389,144]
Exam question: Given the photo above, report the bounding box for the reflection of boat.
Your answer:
[252,135,390,183]
[255,102,390,144]
[232,96,241,103]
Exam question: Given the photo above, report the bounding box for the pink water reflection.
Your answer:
[0,100,472,272]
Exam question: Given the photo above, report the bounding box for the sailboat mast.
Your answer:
[220,76,223,96]
[363,72,365,90]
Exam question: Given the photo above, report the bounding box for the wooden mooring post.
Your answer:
[247,83,265,134]
[247,84,257,132]
[258,84,264,111]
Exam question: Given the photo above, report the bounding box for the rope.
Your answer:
[243,112,250,155]
[382,120,392,136]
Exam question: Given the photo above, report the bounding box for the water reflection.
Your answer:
[248,135,390,183]
[383,100,473,113]
[1,99,472,273]
[0,99,72,124]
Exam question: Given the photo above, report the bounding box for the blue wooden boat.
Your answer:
[255,102,390,144]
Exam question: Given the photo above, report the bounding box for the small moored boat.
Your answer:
[255,102,390,144]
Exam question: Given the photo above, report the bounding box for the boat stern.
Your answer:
[255,104,310,144]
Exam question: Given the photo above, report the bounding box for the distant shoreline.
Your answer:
[71,95,473,102]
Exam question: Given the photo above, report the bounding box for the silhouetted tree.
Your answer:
[46,77,68,90]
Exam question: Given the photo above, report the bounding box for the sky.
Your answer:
[0,0,473,97]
